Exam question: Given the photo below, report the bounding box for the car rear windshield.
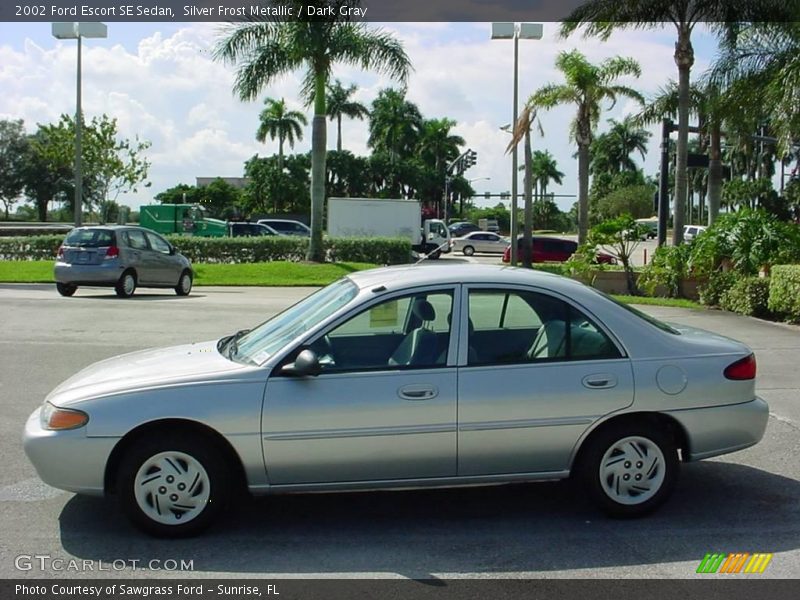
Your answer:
[63,229,115,248]
[590,288,680,335]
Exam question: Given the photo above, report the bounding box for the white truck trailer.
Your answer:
[327,197,451,259]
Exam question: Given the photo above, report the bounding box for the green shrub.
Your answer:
[768,265,800,323]
[0,235,63,260]
[697,271,737,307]
[0,233,411,265]
[639,244,690,298]
[325,237,411,265]
[720,277,771,317]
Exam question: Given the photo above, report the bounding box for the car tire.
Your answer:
[175,270,192,296]
[579,422,678,518]
[56,282,77,297]
[463,246,475,256]
[428,249,441,260]
[115,270,137,298]
[116,433,231,538]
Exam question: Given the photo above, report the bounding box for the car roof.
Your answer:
[346,264,584,295]
[259,219,306,224]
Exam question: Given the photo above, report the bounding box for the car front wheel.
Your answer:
[175,270,192,296]
[580,423,678,518]
[462,245,475,256]
[117,434,231,537]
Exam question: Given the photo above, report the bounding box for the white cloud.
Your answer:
[0,22,720,213]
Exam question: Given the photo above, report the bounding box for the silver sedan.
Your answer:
[451,231,509,256]
[24,265,768,536]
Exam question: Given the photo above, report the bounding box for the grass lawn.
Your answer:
[0,261,376,287]
[612,294,704,310]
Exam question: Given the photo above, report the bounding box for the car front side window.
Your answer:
[306,291,454,373]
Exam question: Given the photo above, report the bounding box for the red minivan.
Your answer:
[502,236,616,264]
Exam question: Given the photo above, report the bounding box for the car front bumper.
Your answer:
[23,407,117,496]
[666,396,769,461]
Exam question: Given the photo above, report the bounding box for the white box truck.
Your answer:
[327,197,451,258]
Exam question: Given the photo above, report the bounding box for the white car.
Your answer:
[683,225,707,242]
[451,231,509,256]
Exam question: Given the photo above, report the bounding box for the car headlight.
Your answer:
[40,402,89,431]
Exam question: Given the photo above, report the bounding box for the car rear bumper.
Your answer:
[55,260,124,285]
[23,407,116,496]
[665,396,769,461]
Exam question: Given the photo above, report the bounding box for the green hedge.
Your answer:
[768,265,800,323]
[719,276,771,317]
[0,234,411,265]
[0,235,63,260]
[697,271,737,306]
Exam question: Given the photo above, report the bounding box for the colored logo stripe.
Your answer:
[697,553,772,574]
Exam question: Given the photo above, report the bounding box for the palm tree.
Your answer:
[530,150,564,200]
[367,88,423,163]
[561,0,795,244]
[602,118,651,173]
[635,79,726,224]
[417,118,465,175]
[526,50,643,243]
[710,23,800,157]
[326,80,369,152]
[214,3,411,261]
[256,98,307,173]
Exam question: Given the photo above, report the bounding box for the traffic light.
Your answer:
[463,149,477,170]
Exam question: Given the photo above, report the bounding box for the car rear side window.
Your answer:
[126,230,148,250]
[468,289,621,365]
[64,229,114,248]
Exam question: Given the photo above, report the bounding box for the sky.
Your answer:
[0,21,721,213]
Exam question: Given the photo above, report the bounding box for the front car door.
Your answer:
[457,285,634,476]
[143,231,176,284]
[262,287,460,485]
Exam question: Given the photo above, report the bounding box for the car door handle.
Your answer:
[582,374,618,389]
[398,385,438,401]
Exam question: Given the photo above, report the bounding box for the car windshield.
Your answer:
[64,229,114,247]
[227,277,359,365]
[591,288,680,335]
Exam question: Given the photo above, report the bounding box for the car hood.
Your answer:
[47,340,262,407]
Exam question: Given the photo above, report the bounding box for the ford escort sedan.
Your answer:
[24,265,768,536]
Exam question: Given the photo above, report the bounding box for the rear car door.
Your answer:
[124,229,154,284]
[457,286,634,476]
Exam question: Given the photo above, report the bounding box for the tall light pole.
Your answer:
[52,22,107,227]
[491,22,543,265]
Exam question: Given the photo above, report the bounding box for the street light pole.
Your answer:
[52,22,107,227]
[492,22,543,266]
[75,34,82,227]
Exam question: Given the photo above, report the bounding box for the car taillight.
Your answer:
[724,354,756,380]
[56,246,64,259]
[105,245,119,259]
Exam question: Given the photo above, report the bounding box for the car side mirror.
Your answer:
[168,244,176,255]
[280,349,321,377]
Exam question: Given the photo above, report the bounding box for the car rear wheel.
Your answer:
[175,270,192,296]
[580,423,678,518]
[56,282,77,297]
[115,270,137,298]
[463,245,475,256]
[117,434,231,537]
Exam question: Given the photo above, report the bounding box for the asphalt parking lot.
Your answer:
[1,282,798,579]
